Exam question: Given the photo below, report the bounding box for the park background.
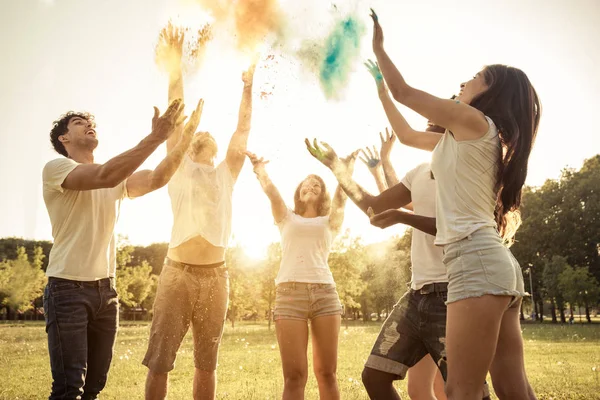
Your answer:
[1,0,600,398]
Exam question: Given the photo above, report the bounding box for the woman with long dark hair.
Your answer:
[364,9,540,400]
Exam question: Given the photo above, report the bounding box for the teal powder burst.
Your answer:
[319,16,365,100]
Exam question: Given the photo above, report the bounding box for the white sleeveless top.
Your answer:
[168,155,235,248]
[275,209,335,285]
[430,116,500,245]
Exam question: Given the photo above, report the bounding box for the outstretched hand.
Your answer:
[339,149,360,173]
[379,127,396,160]
[179,98,205,144]
[242,54,260,86]
[364,59,384,85]
[151,98,185,141]
[305,138,340,169]
[156,22,185,69]
[370,8,384,52]
[359,146,381,170]
[368,208,403,229]
[244,150,269,173]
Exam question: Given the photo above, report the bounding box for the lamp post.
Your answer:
[527,266,535,321]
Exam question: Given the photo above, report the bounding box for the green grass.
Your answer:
[2,321,600,399]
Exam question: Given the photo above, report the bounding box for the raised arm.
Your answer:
[62,100,184,191]
[245,151,287,224]
[369,9,488,141]
[359,145,388,193]
[329,150,359,234]
[156,23,185,152]
[365,60,441,152]
[305,139,412,216]
[378,128,400,187]
[226,61,257,181]
[126,99,204,198]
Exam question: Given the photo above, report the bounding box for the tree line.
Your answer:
[1,155,599,324]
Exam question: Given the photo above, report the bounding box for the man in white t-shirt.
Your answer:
[358,127,449,399]
[42,97,204,400]
[142,25,257,400]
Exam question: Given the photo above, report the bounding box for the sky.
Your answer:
[1,0,599,259]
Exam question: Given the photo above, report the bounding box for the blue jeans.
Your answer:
[43,277,119,400]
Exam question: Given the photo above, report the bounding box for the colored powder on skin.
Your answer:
[319,16,365,100]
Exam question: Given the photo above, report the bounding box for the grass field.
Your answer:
[2,321,600,399]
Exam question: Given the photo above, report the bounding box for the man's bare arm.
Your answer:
[62,100,184,191]
[127,99,204,197]
[226,63,257,181]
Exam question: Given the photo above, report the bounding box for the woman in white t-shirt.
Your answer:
[366,9,540,400]
[245,148,357,400]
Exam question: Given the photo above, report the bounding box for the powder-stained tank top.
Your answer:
[430,116,500,245]
[168,155,234,249]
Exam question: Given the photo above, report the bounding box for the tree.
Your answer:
[559,265,600,323]
[116,262,157,319]
[225,245,259,328]
[360,232,411,322]
[0,238,53,271]
[259,243,280,330]
[0,246,47,319]
[542,256,569,323]
[329,231,368,322]
[130,243,169,275]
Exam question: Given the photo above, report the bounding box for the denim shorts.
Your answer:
[443,227,526,304]
[143,262,229,373]
[365,286,448,380]
[274,282,343,321]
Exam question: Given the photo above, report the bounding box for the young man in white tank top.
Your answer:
[143,25,257,400]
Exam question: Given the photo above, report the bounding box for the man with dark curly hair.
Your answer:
[42,96,204,400]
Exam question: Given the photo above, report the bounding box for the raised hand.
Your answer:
[365,59,384,85]
[379,127,396,160]
[370,8,384,52]
[339,149,360,174]
[242,54,260,86]
[179,99,205,144]
[305,138,340,169]
[244,150,270,173]
[151,99,185,141]
[156,22,185,71]
[359,146,381,171]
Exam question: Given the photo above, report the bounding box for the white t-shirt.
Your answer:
[430,116,499,245]
[275,209,335,285]
[401,163,447,289]
[42,158,128,281]
[168,155,235,249]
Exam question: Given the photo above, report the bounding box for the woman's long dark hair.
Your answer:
[469,65,541,245]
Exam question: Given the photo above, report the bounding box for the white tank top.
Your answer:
[168,155,234,248]
[275,209,335,285]
[430,116,500,245]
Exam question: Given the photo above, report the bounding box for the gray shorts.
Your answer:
[142,261,229,373]
[274,282,343,321]
[443,227,526,304]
